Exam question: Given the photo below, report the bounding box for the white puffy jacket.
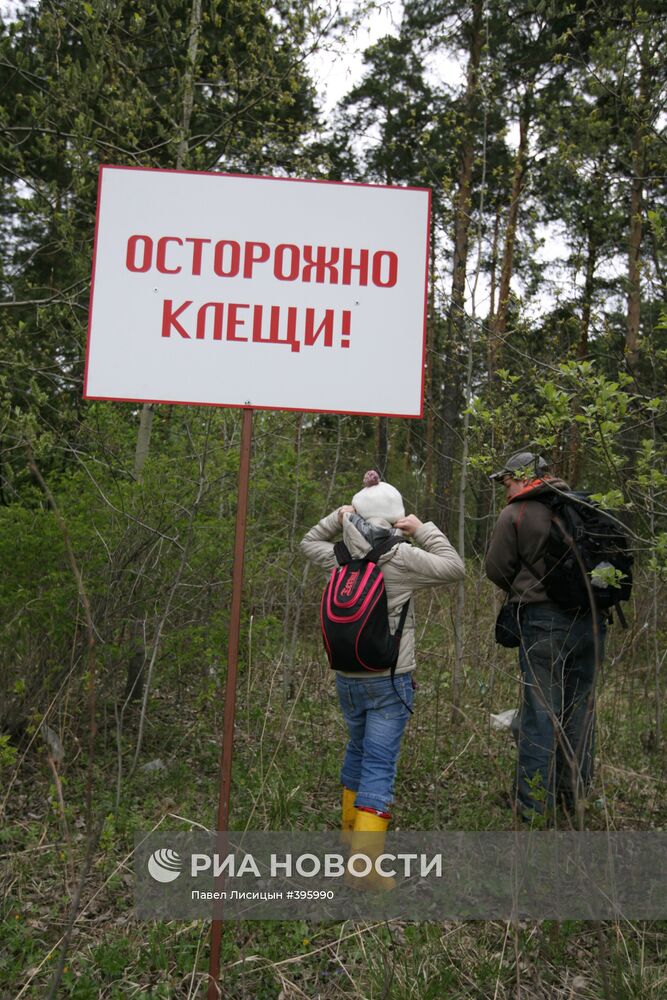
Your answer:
[300,510,465,676]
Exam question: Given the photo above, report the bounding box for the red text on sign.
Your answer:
[161,300,352,353]
[126,236,398,288]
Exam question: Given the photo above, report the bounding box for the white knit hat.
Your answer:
[352,470,405,523]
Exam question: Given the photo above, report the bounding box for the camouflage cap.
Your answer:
[489,450,549,482]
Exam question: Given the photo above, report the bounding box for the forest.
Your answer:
[0,0,666,997]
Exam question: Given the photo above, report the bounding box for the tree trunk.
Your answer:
[579,229,597,361]
[435,381,460,535]
[625,36,648,372]
[403,420,412,476]
[489,87,532,367]
[451,314,474,722]
[282,413,303,703]
[565,227,598,485]
[487,206,500,335]
[424,234,437,518]
[376,417,388,475]
[133,405,154,482]
[476,203,501,555]
[481,89,531,548]
[123,620,145,703]
[133,0,203,482]
[622,27,649,497]
[128,0,203,704]
[435,0,483,534]
[449,3,483,325]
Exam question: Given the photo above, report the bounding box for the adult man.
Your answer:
[485,450,606,821]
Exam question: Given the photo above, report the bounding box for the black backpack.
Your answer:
[524,491,633,613]
[320,537,410,674]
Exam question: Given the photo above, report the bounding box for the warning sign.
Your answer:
[84,166,430,417]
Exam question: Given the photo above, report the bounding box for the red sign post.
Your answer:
[207,406,252,997]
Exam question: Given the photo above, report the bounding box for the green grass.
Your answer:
[1,599,666,998]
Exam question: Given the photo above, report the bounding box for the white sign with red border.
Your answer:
[84,166,431,417]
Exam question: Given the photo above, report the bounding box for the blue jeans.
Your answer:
[515,603,606,815]
[335,672,414,816]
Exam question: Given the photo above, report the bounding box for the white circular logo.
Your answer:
[147,848,183,883]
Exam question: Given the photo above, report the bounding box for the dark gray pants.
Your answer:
[515,603,606,816]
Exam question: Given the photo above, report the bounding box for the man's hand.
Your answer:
[338,504,356,524]
[393,514,422,536]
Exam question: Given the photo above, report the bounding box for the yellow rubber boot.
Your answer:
[346,809,396,892]
[340,787,358,847]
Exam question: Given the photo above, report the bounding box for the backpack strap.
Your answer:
[509,505,544,585]
[519,553,542,583]
[394,599,411,638]
[335,535,406,566]
[389,600,414,716]
[614,603,628,629]
[333,541,352,565]
[367,535,407,563]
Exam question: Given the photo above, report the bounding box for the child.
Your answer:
[300,471,464,885]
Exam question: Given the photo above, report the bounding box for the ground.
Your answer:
[2,584,665,998]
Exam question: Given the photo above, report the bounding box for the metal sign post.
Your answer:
[207,406,253,998]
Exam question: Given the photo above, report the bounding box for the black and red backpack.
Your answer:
[321,537,410,674]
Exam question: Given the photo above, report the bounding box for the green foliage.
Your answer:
[589,489,626,510]
[590,563,627,590]
[0,733,18,769]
